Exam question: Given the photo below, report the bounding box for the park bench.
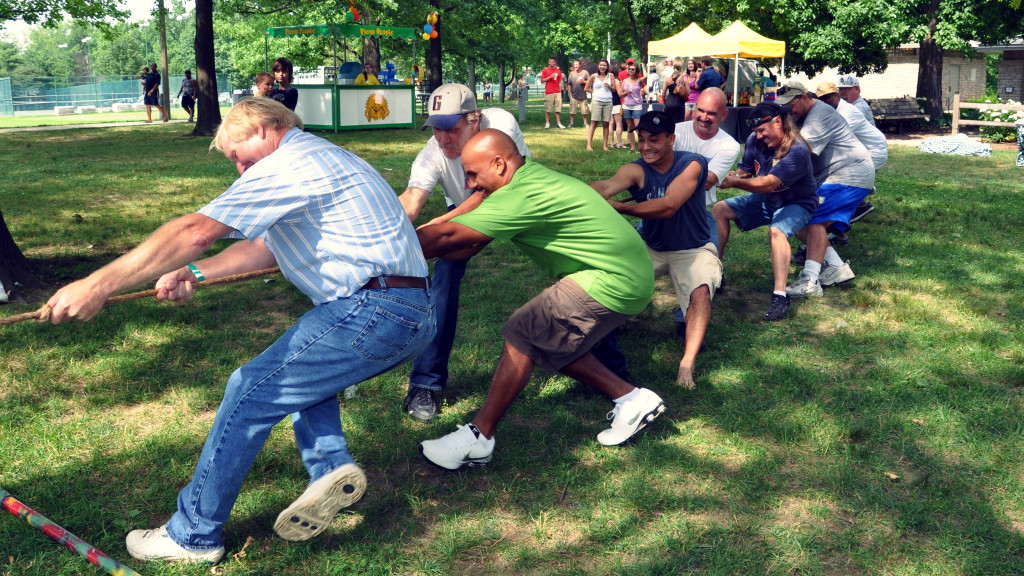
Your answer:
[869,96,929,133]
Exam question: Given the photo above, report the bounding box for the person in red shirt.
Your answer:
[540,56,565,129]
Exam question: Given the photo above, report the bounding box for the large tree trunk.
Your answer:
[192,0,221,137]
[427,0,442,92]
[158,0,172,120]
[916,0,944,119]
[363,37,380,72]
[498,61,506,102]
[467,58,476,98]
[0,209,37,299]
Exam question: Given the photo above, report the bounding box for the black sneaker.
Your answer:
[404,388,438,422]
[827,231,849,245]
[762,294,790,322]
[850,201,874,223]
[791,244,807,265]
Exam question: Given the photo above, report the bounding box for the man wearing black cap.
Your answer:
[591,111,721,388]
[713,101,819,321]
[397,83,530,422]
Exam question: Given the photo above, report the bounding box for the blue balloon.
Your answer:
[423,24,433,34]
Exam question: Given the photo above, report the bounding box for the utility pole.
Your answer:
[158,0,171,120]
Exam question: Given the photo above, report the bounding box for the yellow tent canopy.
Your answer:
[647,22,712,57]
[688,20,785,59]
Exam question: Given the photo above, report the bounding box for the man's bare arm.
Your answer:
[398,186,431,222]
[613,161,703,220]
[417,221,494,260]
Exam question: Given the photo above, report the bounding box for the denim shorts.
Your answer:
[724,193,815,237]
[622,106,642,120]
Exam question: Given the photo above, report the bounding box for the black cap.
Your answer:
[746,101,793,129]
[629,110,676,135]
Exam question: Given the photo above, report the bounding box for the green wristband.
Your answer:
[187,263,205,282]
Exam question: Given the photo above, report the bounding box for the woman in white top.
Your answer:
[585,59,618,152]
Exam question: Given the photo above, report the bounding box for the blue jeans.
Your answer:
[408,256,467,391]
[166,287,435,551]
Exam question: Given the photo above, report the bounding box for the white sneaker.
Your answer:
[421,424,493,470]
[126,525,224,563]
[273,463,366,541]
[597,388,666,446]
[545,122,551,129]
[786,270,823,298]
[557,123,566,129]
[820,261,856,287]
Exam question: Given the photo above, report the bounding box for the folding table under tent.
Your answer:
[265,24,418,131]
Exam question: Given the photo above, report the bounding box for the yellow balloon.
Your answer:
[428,12,437,25]
[422,32,430,40]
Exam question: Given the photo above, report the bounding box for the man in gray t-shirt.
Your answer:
[775,82,875,298]
[567,60,590,128]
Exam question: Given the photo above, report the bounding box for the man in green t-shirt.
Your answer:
[416,129,665,470]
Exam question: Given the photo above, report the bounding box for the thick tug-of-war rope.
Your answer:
[0,267,281,327]
[2,487,142,576]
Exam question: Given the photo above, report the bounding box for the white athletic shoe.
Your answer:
[421,424,493,470]
[545,122,551,129]
[597,388,666,446]
[557,123,566,129]
[786,270,824,298]
[273,463,367,541]
[126,525,224,563]
[820,261,856,287]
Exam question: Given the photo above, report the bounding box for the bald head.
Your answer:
[461,129,525,195]
[693,87,729,140]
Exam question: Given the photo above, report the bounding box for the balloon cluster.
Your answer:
[344,3,360,22]
[421,12,438,41]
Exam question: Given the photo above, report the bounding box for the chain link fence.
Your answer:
[0,74,233,116]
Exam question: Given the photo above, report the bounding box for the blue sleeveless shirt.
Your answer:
[627,151,710,252]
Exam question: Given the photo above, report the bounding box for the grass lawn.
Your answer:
[1,101,1022,576]
[0,106,234,129]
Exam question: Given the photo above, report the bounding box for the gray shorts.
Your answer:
[502,278,631,374]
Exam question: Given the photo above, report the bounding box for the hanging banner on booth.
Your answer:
[266,24,416,39]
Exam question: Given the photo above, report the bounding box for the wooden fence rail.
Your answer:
[951,92,1024,134]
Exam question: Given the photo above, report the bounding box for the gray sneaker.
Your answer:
[786,270,824,298]
[820,261,856,287]
[404,388,438,422]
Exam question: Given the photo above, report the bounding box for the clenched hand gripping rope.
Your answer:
[1,487,142,576]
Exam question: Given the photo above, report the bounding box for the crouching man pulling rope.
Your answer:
[46,98,436,563]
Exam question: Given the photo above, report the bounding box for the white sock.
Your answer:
[773,290,787,297]
[468,424,496,447]
[613,388,641,404]
[803,260,822,281]
[824,247,844,268]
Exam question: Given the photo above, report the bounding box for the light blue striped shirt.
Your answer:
[200,128,428,303]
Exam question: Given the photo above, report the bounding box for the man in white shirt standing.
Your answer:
[397,83,530,423]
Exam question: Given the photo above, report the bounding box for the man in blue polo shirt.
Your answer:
[46,98,435,563]
[696,56,725,91]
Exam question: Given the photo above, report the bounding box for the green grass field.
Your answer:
[1,103,1022,576]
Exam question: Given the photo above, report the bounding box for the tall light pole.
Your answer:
[81,36,92,77]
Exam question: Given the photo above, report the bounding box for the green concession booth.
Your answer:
[265,24,417,131]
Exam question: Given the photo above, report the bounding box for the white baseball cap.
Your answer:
[837,75,860,88]
[422,83,477,130]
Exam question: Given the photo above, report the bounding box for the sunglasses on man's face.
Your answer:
[746,114,776,129]
[776,85,803,97]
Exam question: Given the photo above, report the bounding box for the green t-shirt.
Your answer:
[453,159,653,315]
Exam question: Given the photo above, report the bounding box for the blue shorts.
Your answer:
[807,184,872,232]
[144,93,160,106]
[724,194,815,238]
[622,107,642,120]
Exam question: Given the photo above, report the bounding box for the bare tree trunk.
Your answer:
[467,58,476,98]
[158,0,172,120]
[427,0,442,91]
[192,0,221,136]
[916,0,944,120]
[498,61,506,102]
[363,37,380,71]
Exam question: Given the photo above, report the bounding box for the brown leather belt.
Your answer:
[362,275,429,290]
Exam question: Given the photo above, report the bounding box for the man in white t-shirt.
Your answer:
[672,87,741,251]
[398,83,530,423]
[670,87,739,341]
[817,81,887,171]
[837,74,876,127]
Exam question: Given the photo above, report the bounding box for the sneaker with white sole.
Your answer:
[421,424,493,470]
[596,388,666,446]
[544,122,551,129]
[273,463,366,541]
[126,525,225,563]
[850,201,874,223]
[786,270,824,298]
[557,123,566,129]
[819,261,855,286]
